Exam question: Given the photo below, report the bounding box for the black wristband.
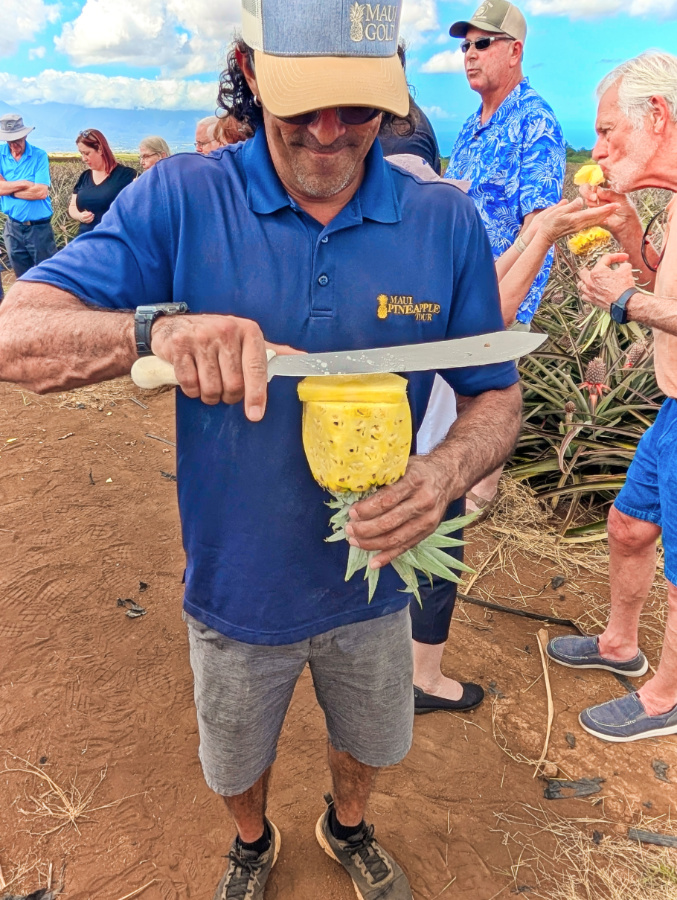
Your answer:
[610,288,637,325]
[134,303,189,356]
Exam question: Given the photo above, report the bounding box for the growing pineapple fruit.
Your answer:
[297,373,475,604]
[580,356,610,412]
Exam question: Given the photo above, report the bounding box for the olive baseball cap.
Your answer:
[450,1,527,42]
[241,0,409,118]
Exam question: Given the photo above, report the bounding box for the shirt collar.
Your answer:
[243,127,400,225]
[473,78,529,132]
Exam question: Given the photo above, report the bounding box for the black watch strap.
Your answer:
[610,288,637,325]
[134,303,189,356]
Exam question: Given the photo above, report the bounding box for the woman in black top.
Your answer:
[68,129,136,235]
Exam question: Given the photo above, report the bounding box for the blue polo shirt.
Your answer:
[24,129,518,646]
[0,141,52,221]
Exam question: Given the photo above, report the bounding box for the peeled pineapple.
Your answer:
[298,374,411,492]
[297,373,474,603]
[574,164,605,186]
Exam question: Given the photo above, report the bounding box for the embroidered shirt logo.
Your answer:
[376,294,441,323]
[349,3,397,42]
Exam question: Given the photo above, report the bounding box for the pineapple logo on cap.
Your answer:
[349,2,398,42]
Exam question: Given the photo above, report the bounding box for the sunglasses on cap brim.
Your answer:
[276,107,382,126]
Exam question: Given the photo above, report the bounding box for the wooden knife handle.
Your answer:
[131,349,277,390]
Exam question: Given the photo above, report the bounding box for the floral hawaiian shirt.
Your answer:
[445,78,566,323]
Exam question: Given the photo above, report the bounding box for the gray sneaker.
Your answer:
[213,819,280,900]
[315,794,412,900]
[547,634,648,677]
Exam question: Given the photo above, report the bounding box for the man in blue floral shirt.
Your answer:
[445,0,566,324]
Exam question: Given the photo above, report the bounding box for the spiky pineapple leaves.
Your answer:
[324,490,478,604]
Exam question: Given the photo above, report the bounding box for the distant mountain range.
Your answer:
[0,100,211,153]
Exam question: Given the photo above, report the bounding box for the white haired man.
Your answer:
[195,115,220,154]
[547,50,677,742]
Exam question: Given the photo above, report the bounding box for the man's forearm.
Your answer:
[0,282,137,393]
[0,179,31,197]
[628,291,677,336]
[13,183,49,201]
[426,383,522,502]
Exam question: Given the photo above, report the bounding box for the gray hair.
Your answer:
[597,50,677,127]
[139,135,171,157]
[197,115,219,138]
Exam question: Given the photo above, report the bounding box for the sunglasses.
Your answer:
[461,36,514,53]
[277,107,382,127]
[642,208,668,273]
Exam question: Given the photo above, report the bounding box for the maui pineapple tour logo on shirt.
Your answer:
[377,294,441,322]
[350,3,398,42]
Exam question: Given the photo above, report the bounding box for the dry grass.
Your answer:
[1,751,138,837]
[493,804,677,900]
[468,476,668,658]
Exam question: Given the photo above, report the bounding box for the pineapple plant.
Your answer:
[297,373,475,604]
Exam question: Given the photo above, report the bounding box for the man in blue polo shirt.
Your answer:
[0,114,56,302]
[0,3,521,898]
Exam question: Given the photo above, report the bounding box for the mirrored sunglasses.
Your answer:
[461,36,514,53]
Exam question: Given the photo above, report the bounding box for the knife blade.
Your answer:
[130,331,545,390]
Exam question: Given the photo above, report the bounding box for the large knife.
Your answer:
[131,330,545,389]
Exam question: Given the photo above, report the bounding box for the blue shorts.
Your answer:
[615,398,677,586]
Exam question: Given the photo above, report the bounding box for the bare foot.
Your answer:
[414,673,464,702]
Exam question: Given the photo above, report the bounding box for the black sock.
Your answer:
[329,806,364,841]
[239,820,271,855]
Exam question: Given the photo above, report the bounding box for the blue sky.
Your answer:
[3,0,677,153]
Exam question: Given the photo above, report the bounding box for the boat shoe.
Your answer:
[580,693,677,743]
[547,634,648,677]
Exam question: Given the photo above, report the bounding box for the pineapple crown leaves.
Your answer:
[350,2,365,22]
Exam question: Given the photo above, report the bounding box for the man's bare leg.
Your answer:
[221,767,271,842]
[412,641,463,701]
[638,581,677,715]
[327,744,376,826]
[598,507,661,661]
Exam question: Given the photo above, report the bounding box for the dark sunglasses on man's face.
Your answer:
[277,107,382,127]
[461,36,514,53]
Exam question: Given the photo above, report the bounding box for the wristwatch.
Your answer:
[610,288,637,325]
[134,303,189,356]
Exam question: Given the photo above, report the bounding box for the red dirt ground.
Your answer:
[0,379,675,900]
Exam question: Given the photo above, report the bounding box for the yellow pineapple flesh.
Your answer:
[297,373,411,493]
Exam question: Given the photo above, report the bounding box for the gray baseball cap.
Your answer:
[241,0,409,118]
[450,1,527,42]
[0,114,34,141]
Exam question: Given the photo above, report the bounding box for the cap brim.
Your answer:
[449,19,506,37]
[254,50,409,119]
[0,126,33,141]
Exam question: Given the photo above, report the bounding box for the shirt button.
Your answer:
[318,274,329,286]
[321,236,329,244]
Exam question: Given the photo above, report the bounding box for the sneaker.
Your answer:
[315,794,412,900]
[213,819,280,900]
[580,693,677,743]
[547,635,648,677]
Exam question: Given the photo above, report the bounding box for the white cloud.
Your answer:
[420,48,465,73]
[421,104,451,119]
[55,0,240,76]
[1,0,59,57]
[29,46,47,60]
[0,69,215,110]
[401,0,440,45]
[524,0,677,16]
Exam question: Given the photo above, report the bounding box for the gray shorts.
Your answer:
[185,608,414,797]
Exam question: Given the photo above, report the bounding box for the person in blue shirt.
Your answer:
[445,0,566,327]
[0,114,57,302]
[0,3,521,898]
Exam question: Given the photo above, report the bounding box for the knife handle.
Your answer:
[131,349,278,389]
